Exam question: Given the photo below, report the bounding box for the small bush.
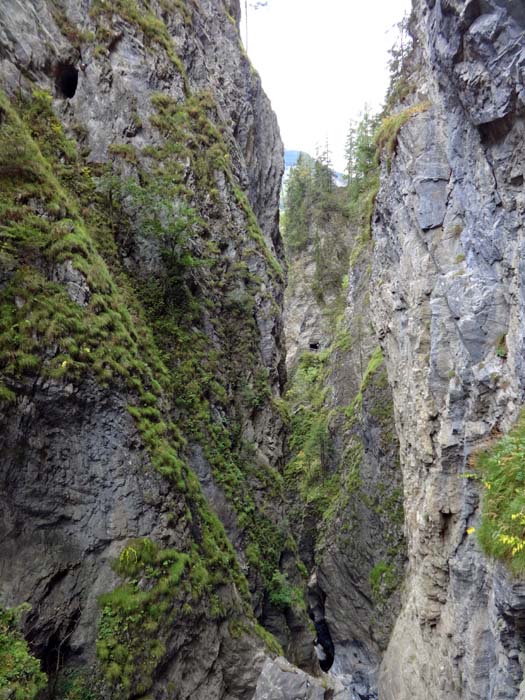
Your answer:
[268,571,304,611]
[475,411,525,572]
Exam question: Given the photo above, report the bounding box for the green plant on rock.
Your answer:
[369,560,398,602]
[475,410,525,573]
[0,604,47,700]
[268,571,304,612]
[97,539,202,697]
[374,101,431,170]
[496,333,507,359]
[53,669,94,700]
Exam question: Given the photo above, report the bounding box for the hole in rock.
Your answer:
[55,63,78,99]
[313,618,335,672]
[27,603,80,683]
[478,112,515,144]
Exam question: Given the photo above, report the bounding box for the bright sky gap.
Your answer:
[241,0,412,172]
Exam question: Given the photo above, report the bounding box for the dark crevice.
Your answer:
[308,578,335,672]
[27,606,81,682]
[478,111,516,144]
[55,63,78,99]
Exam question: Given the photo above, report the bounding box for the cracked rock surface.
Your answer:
[372,0,525,697]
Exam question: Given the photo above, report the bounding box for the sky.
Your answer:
[240,0,412,173]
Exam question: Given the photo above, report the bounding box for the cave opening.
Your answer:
[26,605,81,694]
[55,63,78,99]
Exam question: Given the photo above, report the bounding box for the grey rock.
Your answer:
[53,260,90,306]
[254,657,347,700]
[371,0,525,698]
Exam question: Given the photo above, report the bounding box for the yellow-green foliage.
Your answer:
[0,604,47,699]
[97,539,208,696]
[374,101,432,167]
[345,346,384,419]
[475,410,525,572]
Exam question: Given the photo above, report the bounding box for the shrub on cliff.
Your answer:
[0,604,47,699]
[475,411,525,572]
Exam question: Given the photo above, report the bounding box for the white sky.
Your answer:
[240,0,412,172]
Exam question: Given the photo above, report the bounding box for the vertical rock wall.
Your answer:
[0,0,302,697]
[372,0,525,697]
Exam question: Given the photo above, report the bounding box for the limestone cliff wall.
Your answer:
[0,1,302,697]
[372,0,525,697]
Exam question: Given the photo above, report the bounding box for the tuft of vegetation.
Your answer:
[496,334,507,359]
[97,539,202,696]
[475,411,525,573]
[374,101,431,170]
[369,560,398,602]
[267,571,304,612]
[345,347,384,419]
[53,669,94,700]
[0,604,47,699]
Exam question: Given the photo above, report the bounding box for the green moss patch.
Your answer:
[475,411,525,573]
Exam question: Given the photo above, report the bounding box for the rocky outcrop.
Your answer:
[254,656,351,700]
[283,216,347,369]
[372,0,525,697]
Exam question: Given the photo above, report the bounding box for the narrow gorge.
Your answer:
[1,1,525,699]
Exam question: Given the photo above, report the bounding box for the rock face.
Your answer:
[0,0,312,697]
[372,0,525,697]
[254,656,352,700]
[282,178,406,697]
[283,215,347,369]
